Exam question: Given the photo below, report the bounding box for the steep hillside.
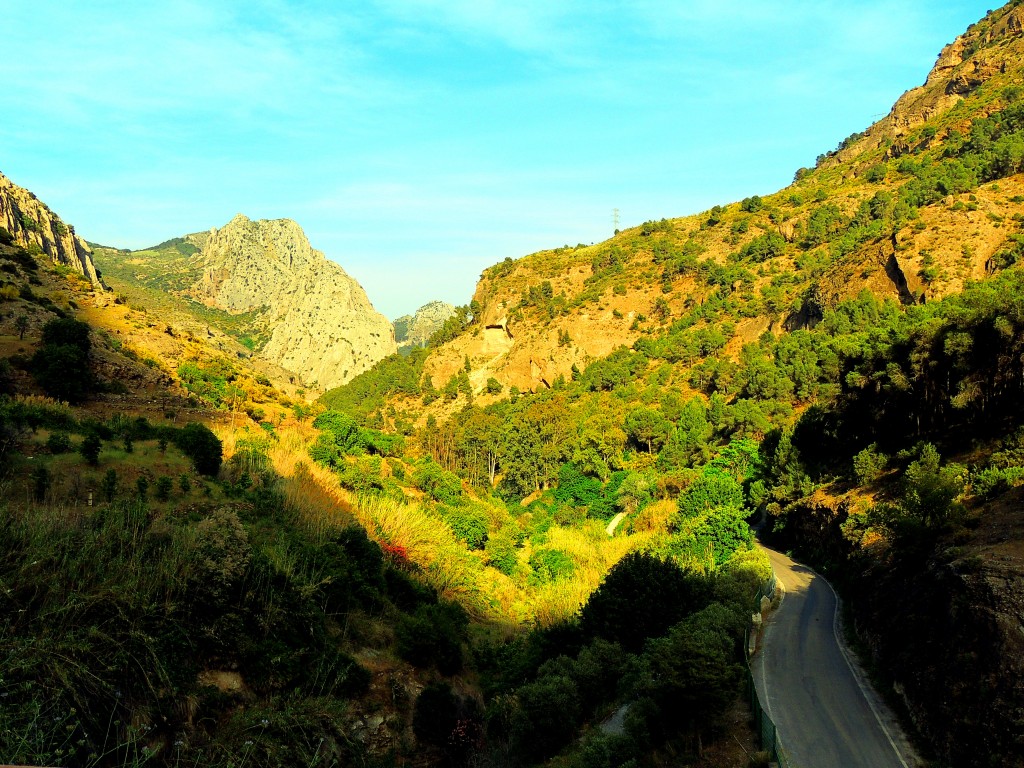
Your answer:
[0,178,483,768]
[0,171,101,284]
[94,215,397,390]
[7,3,1024,767]
[412,1,1024,399]
[0,169,771,768]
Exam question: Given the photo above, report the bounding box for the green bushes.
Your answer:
[511,675,584,761]
[0,470,396,765]
[627,604,743,742]
[868,444,966,550]
[310,409,405,465]
[972,465,1024,500]
[45,431,71,453]
[529,548,575,583]
[396,601,468,675]
[738,230,786,262]
[79,432,101,465]
[31,318,93,403]
[101,468,118,502]
[676,470,745,520]
[176,359,241,408]
[479,547,766,765]
[414,460,463,503]
[413,682,483,762]
[580,552,711,652]
[319,348,429,419]
[175,421,223,476]
[440,505,488,549]
[853,444,888,484]
[484,533,520,576]
[307,526,387,613]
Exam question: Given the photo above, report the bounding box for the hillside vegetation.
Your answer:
[5,2,1024,767]
[313,3,1024,765]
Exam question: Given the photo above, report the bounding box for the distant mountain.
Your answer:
[393,300,456,351]
[94,215,397,390]
[0,171,101,284]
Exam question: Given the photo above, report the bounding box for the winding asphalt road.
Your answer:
[752,546,920,768]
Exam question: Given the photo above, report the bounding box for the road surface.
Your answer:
[752,546,920,768]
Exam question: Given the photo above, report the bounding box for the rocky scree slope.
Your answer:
[0,171,101,285]
[827,2,1024,167]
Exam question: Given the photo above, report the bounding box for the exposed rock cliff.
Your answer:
[192,214,396,389]
[830,4,1024,165]
[394,300,456,351]
[0,171,101,284]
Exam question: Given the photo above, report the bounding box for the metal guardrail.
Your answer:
[745,574,793,768]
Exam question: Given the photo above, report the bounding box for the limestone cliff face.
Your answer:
[394,300,456,350]
[193,214,395,389]
[0,171,101,284]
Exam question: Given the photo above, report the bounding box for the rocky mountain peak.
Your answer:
[0,171,101,285]
[828,2,1024,165]
[192,214,396,389]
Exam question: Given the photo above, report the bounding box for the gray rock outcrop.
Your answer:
[192,214,395,389]
[0,171,101,284]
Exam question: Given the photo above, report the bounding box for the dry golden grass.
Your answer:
[629,498,676,533]
[524,523,654,627]
[214,421,668,629]
[216,422,355,538]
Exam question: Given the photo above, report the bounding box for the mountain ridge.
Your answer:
[93,214,397,390]
[405,0,1024,401]
[394,300,457,351]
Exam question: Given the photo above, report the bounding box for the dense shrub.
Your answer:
[413,682,483,763]
[45,431,71,453]
[529,548,576,583]
[580,552,711,652]
[175,421,223,476]
[512,675,583,761]
[396,602,468,675]
[627,604,743,742]
[440,505,488,549]
[29,318,95,402]
[79,433,101,465]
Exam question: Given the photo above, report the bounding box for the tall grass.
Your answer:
[218,423,355,539]
[526,523,653,627]
[354,493,497,619]
[0,499,197,766]
[218,422,659,629]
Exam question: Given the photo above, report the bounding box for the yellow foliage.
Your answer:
[216,421,680,631]
[723,546,773,584]
[629,499,676,533]
[15,393,74,413]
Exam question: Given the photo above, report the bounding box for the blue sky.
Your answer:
[0,1,995,318]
